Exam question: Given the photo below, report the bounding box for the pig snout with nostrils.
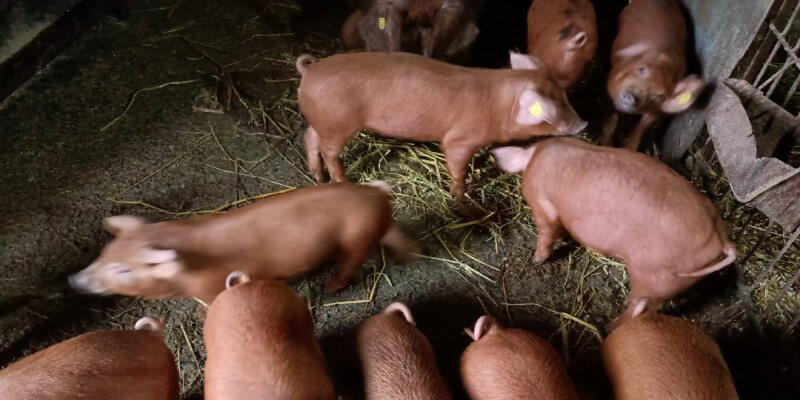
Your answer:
[0,316,179,400]
[605,0,705,150]
[603,312,739,400]
[68,181,418,303]
[356,302,452,400]
[296,51,586,197]
[527,0,597,89]
[204,272,336,400]
[460,315,579,400]
[491,138,736,330]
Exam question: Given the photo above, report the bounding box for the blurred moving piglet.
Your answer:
[605,0,705,150]
[527,0,598,88]
[461,316,579,400]
[204,272,336,400]
[0,316,179,400]
[357,302,452,400]
[341,0,480,61]
[69,181,417,303]
[603,312,739,399]
[296,51,587,197]
[491,138,737,329]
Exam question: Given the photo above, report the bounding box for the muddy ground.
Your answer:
[1,0,799,399]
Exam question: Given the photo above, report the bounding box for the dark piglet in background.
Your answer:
[0,317,179,400]
[296,51,586,197]
[605,0,704,150]
[204,273,336,400]
[357,302,452,400]
[603,312,739,400]
[69,181,417,303]
[491,138,736,330]
[527,0,597,89]
[341,0,480,61]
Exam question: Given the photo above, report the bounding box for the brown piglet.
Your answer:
[69,181,417,303]
[0,317,179,400]
[356,302,452,400]
[460,316,579,400]
[491,138,736,329]
[296,51,586,197]
[527,0,598,88]
[603,312,739,400]
[605,0,705,150]
[204,272,336,400]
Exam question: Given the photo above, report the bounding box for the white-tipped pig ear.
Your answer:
[615,42,651,59]
[661,75,705,114]
[137,248,178,264]
[516,89,551,126]
[225,271,251,289]
[631,298,650,319]
[491,146,536,174]
[134,316,165,332]
[103,215,146,235]
[509,52,543,70]
[568,32,588,50]
[469,315,494,341]
[384,302,415,325]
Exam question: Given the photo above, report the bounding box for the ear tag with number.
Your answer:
[528,101,544,117]
[678,91,692,105]
[378,17,386,31]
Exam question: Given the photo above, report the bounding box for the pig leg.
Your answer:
[600,113,618,146]
[325,240,378,293]
[624,113,657,151]
[304,127,325,183]
[319,134,352,182]
[530,201,563,263]
[442,142,479,197]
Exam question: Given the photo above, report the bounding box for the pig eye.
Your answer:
[116,268,132,275]
[637,66,649,77]
[653,93,666,103]
[108,264,132,275]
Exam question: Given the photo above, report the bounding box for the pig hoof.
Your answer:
[533,253,550,264]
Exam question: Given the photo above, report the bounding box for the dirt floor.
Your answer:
[1,0,799,399]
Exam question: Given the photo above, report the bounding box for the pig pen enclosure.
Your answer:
[1,0,799,398]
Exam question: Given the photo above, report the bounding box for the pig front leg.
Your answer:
[442,142,479,197]
[325,240,378,293]
[304,127,326,183]
[530,201,564,263]
[624,113,657,151]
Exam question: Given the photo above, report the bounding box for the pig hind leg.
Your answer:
[380,223,420,262]
[443,142,478,197]
[606,273,665,332]
[531,200,564,263]
[305,126,326,183]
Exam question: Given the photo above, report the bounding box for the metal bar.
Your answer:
[764,31,800,97]
[754,2,800,86]
[764,227,800,313]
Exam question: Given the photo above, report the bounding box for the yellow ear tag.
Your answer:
[678,91,692,105]
[378,17,386,31]
[528,101,544,117]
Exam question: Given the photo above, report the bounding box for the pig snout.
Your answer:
[615,89,641,113]
[68,272,99,294]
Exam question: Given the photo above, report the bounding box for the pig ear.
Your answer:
[138,248,178,265]
[225,271,251,289]
[134,316,165,333]
[509,52,543,70]
[384,302,415,325]
[661,75,704,113]
[516,89,552,126]
[615,42,651,59]
[470,315,494,341]
[568,32,588,50]
[491,146,536,174]
[103,215,146,235]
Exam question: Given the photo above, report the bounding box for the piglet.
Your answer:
[460,316,579,399]
[69,181,417,303]
[605,0,705,150]
[527,0,597,88]
[204,272,336,400]
[491,138,736,329]
[296,51,586,197]
[356,302,452,400]
[0,317,179,400]
[603,311,739,399]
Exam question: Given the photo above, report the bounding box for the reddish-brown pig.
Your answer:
[356,302,452,400]
[603,312,739,399]
[460,316,579,400]
[204,272,336,400]
[342,0,480,60]
[605,0,705,150]
[527,0,597,88]
[68,181,417,303]
[491,138,737,329]
[296,51,587,197]
[0,317,179,400]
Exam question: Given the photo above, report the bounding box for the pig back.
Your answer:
[0,330,178,400]
[525,138,728,265]
[602,312,739,400]
[297,52,494,141]
[613,0,687,59]
[460,327,578,400]
[204,280,336,400]
[357,311,452,400]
